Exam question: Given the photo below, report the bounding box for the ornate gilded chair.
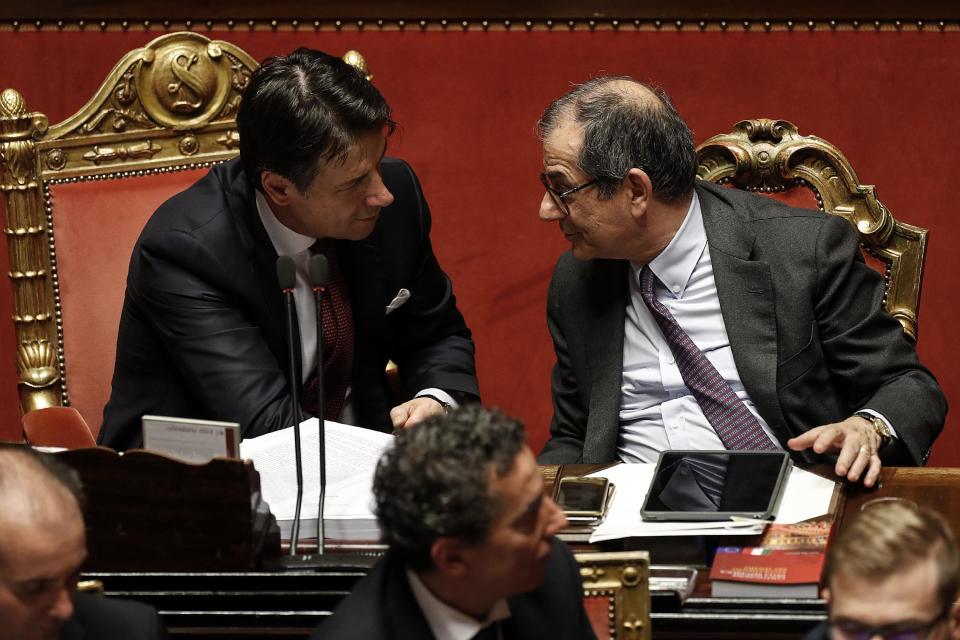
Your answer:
[576,551,651,640]
[0,32,369,441]
[697,119,927,342]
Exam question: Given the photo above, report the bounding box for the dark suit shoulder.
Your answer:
[312,553,423,639]
[549,252,627,313]
[131,158,264,287]
[142,159,246,237]
[551,251,626,286]
[695,179,856,266]
[695,179,825,221]
[61,593,167,640]
[507,540,596,639]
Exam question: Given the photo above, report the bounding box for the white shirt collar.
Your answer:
[406,569,511,640]
[254,190,316,256]
[632,191,706,298]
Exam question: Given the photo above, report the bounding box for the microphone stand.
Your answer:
[270,255,343,570]
[276,256,306,556]
[309,253,329,555]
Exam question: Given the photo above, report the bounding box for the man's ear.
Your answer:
[430,537,470,578]
[261,171,296,207]
[820,586,831,604]
[625,168,653,220]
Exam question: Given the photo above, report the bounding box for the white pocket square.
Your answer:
[386,288,411,315]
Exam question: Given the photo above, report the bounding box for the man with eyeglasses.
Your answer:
[804,500,960,640]
[535,76,945,486]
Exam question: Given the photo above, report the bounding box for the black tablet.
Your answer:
[640,450,791,521]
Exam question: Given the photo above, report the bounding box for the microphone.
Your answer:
[308,253,329,555]
[276,255,306,556]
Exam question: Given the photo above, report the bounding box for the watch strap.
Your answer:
[854,411,892,449]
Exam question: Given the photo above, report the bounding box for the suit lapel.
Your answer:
[583,259,628,462]
[381,555,437,640]
[226,165,291,364]
[697,183,790,444]
[339,227,388,340]
[339,225,389,423]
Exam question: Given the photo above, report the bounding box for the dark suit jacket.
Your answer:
[99,157,478,450]
[539,180,946,466]
[313,539,596,640]
[60,593,168,639]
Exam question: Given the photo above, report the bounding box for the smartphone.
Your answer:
[555,476,614,524]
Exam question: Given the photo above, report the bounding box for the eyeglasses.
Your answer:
[539,172,598,216]
[829,603,951,640]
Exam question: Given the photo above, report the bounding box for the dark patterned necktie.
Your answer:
[301,239,353,421]
[639,266,776,450]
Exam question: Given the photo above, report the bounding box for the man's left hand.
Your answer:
[786,416,883,488]
[389,397,446,430]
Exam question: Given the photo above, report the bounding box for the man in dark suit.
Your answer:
[99,48,478,450]
[315,405,596,640]
[804,500,960,640]
[536,77,945,487]
[0,445,167,640]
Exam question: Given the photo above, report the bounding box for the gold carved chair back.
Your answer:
[696,119,927,342]
[0,32,369,438]
[576,551,651,640]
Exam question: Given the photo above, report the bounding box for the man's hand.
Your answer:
[389,397,446,430]
[787,416,883,487]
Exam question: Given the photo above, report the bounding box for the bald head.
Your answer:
[0,446,87,640]
[537,75,697,202]
[0,445,83,531]
[539,77,661,126]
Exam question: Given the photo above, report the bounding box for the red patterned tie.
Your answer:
[301,240,353,421]
[639,267,776,450]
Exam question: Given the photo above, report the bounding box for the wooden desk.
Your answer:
[83,465,960,639]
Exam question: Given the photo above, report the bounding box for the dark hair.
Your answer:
[237,47,396,192]
[0,443,85,512]
[373,405,526,571]
[537,76,697,202]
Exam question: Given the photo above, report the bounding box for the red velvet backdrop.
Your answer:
[1,28,957,464]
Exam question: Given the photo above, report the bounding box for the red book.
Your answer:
[709,520,833,599]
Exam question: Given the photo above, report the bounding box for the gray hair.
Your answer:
[537,76,697,202]
[373,404,526,571]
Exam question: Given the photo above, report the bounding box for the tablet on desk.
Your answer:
[640,450,790,522]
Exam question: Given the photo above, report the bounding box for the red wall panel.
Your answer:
[1,28,957,464]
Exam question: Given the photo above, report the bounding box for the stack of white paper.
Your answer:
[239,419,393,542]
[586,463,837,543]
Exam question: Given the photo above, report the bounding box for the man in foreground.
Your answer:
[0,445,167,640]
[805,500,960,639]
[100,48,478,450]
[316,405,595,639]
[536,76,946,486]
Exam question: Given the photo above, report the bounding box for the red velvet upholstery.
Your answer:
[582,595,612,640]
[49,169,209,437]
[22,406,96,449]
[1,29,958,464]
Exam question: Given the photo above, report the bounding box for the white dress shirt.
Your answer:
[617,192,782,462]
[255,192,456,422]
[406,569,510,640]
[616,193,895,462]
